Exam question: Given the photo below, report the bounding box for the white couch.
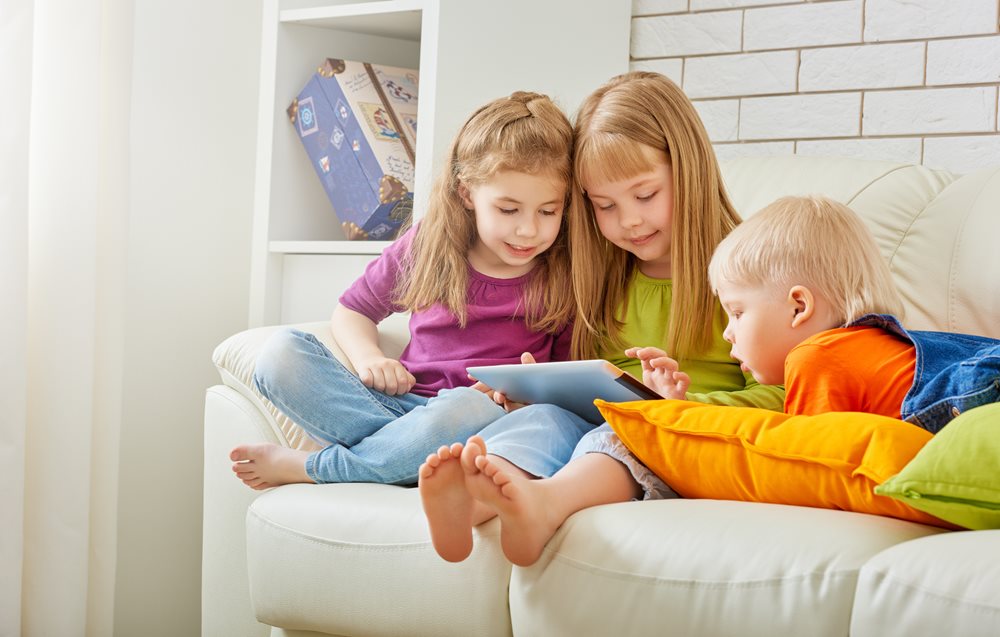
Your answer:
[203,155,1000,637]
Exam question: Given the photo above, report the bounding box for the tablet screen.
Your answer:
[466,359,661,424]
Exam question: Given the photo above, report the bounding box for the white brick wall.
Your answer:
[630,0,1000,173]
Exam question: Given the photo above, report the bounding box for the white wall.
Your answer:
[631,0,1000,173]
[101,1,1000,632]
[113,1,259,634]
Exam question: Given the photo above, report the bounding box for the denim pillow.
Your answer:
[876,402,1000,530]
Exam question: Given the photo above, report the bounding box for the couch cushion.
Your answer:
[246,483,512,637]
[510,499,943,637]
[850,530,1000,637]
[598,399,947,526]
[876,402,1000,530]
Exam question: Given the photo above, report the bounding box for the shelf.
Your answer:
[280,1,422,40]
[269,240,391,254]
[250,0,630,327]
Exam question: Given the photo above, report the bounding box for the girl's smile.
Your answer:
[463,170,566,279]
[627,230,659,246]
[504,242,538,258]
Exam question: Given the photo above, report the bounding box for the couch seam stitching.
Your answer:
[247,506,502,551]
[865,569,1000,615]
[528,552,861,589]
[944,173,994,332]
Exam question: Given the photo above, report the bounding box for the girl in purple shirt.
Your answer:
[231,91,578,488]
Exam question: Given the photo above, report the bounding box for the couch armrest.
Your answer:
[202,311,411,636]
[202,385,276,637]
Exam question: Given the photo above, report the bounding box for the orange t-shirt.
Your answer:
[784,326,916,418]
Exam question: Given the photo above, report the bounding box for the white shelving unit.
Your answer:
[250,0,631,326]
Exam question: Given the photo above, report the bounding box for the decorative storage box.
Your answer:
[288,58,418,240]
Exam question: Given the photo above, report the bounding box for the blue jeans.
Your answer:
[477,403,595,478]
[478,405,678,500]
[253,329,507,485]
[849,314,1000,432]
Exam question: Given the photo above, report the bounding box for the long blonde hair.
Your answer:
[570,71,740,361]
[709,195,904,324]
[395,91,576,333]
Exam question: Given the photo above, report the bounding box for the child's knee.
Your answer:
[254,329,310,391]
[428,386,505,423]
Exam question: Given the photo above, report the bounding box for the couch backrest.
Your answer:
[720,156,1000,340]
[215,156,1000,450]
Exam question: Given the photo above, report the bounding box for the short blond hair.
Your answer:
[708,195,903,324]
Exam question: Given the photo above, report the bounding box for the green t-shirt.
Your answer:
[597,270,784,411]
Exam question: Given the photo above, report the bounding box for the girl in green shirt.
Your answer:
[419,72,784,566]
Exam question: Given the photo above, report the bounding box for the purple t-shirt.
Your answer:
[339,227,572,397]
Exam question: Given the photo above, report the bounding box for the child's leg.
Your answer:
[232,328,413,488]
[251,328,418,445]
[233,329,497,487]
[463,433,641,567]
[233,386,505,487]
[476,403,594,480]
[418,442,498,562]
[419,404,593,562]
[230,445,314,490]
[571,423,679,501]
[304,386,506,484]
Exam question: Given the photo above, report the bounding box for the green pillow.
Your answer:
[876,402,1000,530]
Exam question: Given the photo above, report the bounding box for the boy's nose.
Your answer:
[723,326,735,344]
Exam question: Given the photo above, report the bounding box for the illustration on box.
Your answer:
[288,58,418,240]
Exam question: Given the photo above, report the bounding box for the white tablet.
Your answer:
[466,359,662,424]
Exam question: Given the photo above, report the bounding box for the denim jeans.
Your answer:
[850,314,1000,432]
[478,405,678,500]
[253,329,507,485]
[478,403,595,478]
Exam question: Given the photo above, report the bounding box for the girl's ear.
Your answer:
[457,182,474,210]
[788,285,816,328]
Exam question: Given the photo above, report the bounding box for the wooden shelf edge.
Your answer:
[280,0,424,32]
[269,240,392,255]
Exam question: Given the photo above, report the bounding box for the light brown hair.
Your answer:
[570,71,740,361]
[709,195,904,324]
[395,91,576,333]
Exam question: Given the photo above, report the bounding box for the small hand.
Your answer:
[468,379,493,395]
[357,356,416,395]
[495,352,536,412]
[469,352,536,412]
[624,346,690,400]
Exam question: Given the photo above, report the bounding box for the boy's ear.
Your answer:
[788,285,816,328]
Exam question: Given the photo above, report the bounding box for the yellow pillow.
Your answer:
[597,399,951,527]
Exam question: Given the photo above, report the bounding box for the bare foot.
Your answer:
[418,443,475,562]
[230,443,314,490]
[462,436,564,567]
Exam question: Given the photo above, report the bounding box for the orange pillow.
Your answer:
[597,399,951,527]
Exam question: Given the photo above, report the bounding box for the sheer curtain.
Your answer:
[1,0,131,635]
